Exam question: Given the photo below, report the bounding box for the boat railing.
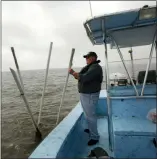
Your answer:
[107,57,156,83]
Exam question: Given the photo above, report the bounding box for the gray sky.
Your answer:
[2,1,156,71]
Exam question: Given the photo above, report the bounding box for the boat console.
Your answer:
[84,4,157,158]
[109,85,156,158]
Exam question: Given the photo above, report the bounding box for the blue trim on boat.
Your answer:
[57,115,112,158]
[109,84,157,96]
[96,90,108,116]
[29,103,82,158]
[110,95,156,158]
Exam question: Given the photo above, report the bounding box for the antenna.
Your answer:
[89,0,93,18]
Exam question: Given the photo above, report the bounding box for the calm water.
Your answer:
[2,59,155,158]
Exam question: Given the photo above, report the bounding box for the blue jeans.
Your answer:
[80,92,100,140]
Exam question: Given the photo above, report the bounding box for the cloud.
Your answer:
[2,1,156,71]
[91,1,156,16]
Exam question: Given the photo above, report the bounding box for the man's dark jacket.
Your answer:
[78,60,103,93]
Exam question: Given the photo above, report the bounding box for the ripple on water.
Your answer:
[2,68,107,158]
[2,69,80,158]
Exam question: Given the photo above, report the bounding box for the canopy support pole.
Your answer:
[129,48,135,80]
[141,31,156,96]
[110,35,139,96]
[104,43,113,151]
[104,43,110,90]
[102,19,113,151]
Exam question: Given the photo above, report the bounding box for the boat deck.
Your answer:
[55,114,111,158]
[29,85,156,158]
[29,90,110,158]
[75,117,111,158]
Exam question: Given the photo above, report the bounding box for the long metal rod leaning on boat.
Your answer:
[102,18,113,151]
[10,69,42,140]
[110,35,139,96]
[141,29,157,96]
[38,42,53,125]
[11,47,25,91]
[10,47,42,139]
[56,48,75,125]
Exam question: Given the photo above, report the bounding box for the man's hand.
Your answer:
[73,72,79,79]
[69,68,79,80]
[69,68,75,75]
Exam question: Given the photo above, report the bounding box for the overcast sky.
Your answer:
[2,1,156,71]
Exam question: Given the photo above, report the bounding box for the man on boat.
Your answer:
[69,51,103,146]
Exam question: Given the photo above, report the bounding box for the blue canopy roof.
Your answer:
[84,5,157,48]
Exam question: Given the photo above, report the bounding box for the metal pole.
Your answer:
[129,48,135,80]
[155,40,157,56]
[102,19,113,151]
[110,35,139,96]
[110,95,157,99]
[10,68,42,138]
[89,0,93,18]
[104,43,110,90]
[104,43,113,151]
[56,48,75,125]
[10,47,42,138]
[38,42,53,125]
[108,57,156,63]
[104,59,107,88]
[141,32,156,96]
[102,19,110,90]
[11,47,25,91]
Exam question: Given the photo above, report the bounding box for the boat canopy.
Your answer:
[84,5,157,48]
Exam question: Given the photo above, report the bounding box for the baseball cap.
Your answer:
[83,52,97,59]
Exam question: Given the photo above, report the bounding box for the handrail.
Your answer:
[108,57,156,63]
[110,96,156,99]
[110,35,139,96]
[141,30,157,96]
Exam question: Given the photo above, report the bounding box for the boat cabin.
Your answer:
[84,5,157,158]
